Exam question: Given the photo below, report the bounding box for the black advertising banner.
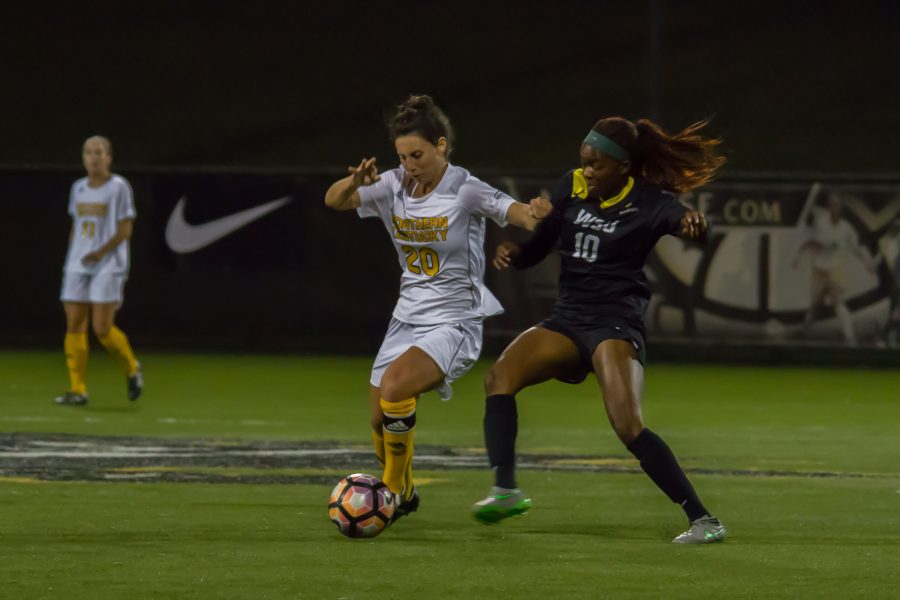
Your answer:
[1,169,399,352]
[2,169,899,356]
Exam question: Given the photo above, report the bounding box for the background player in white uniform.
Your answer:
[324,95,549,519]
[873,216,900,346]
[792,192,874,346]
[56,136,143,406]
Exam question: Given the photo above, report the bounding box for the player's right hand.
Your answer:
[528,196,552,220]
[493,241,521,270]
[348,157,381,187]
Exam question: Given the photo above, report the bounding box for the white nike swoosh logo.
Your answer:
[165,196,292,254]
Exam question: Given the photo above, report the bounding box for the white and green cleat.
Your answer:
[472,487,531,524]
[672,515,726,544]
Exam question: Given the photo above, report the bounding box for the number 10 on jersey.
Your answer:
[401,245,440,276]
[573,232,599,262]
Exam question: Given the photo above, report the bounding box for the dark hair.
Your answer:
[591,116,725,192]
[388,94,455,157]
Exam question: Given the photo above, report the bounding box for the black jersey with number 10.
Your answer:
[513,169,689,326]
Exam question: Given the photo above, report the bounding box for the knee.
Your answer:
[92,322,111,339]
[379,374,404,404]
[484,363,517,396]
[65,312,88,334]
[611,416,644,446]
[67,320,88,334]
[604,394,644,445]
[483,367,498,395]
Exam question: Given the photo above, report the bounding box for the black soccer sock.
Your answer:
[627,428,710,522]
[484,394,518,489]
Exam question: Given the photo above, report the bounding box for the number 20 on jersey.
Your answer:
[401,245,440,276]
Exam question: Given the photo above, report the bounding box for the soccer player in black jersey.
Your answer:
[472,115,727,544]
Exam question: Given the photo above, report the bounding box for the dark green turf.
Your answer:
[1,351,898,599]
[4,351,898,474]
[1,473,897,599]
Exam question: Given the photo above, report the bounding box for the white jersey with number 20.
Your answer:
[357,164,515,325]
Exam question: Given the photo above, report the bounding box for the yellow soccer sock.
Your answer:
[64,332,89,395]
[383,429,415,496]
[380,397,416,495]
[403,434,415,495]
[98,326,138,376]
[372,428,386,468]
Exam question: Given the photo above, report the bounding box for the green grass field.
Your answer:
[1,351,899,599]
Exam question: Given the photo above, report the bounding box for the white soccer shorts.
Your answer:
[370,317,484,400]
[60,272,127,304]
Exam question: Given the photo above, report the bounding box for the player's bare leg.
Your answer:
[827,281,857,347]
[801,269,830,338]
[593,339,725,544]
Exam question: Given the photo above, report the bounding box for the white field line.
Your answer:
[0,448,367,459]
[156,417,286,426]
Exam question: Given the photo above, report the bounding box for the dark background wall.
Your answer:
[3,1,900,364]
[3,1,898,174]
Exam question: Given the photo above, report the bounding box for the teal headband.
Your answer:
[583,130,630,162]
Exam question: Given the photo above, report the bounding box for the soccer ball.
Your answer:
[328,473,395,538]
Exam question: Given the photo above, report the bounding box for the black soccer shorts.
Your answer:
[539,313,647,384]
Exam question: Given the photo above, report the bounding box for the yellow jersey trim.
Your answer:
[571,171,634,209]
[572,169,589,199]
[600,176,634,209]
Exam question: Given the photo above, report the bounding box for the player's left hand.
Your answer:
[528,197,552,220]
[81,251,104,265]
[493,241,521,270]
[681,210,708,240]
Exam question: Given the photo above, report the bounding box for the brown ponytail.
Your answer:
[592,116,726,192]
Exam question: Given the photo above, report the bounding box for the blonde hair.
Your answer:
[84,135,113,156]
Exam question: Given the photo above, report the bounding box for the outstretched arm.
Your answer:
[492,205,561,270]
[505,197,553,232]
[324,157,380,211]
[497,174,570,269]
[496,206,564,271]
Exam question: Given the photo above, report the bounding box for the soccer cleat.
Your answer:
[389,487,420,524]
[127,362,143,401]
[472,487,531,524]
[54,391,88,406]
[672,515,726,544]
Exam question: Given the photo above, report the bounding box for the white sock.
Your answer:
[835,303,856,345]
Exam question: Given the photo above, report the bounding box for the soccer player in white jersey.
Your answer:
[873,217,900,346]
[792,192,874,346]
[56,136,142,406]
[324,95,550,519]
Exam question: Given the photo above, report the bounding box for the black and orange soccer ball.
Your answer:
[328,473,395,538]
